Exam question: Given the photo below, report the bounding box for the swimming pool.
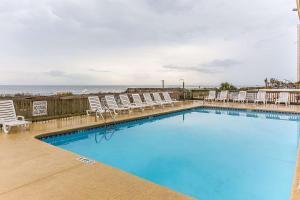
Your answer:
[41,108,299,200]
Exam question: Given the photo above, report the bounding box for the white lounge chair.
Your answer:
[105,95,130,114]
[153,92,171,106]
[216,91,228,102]
[205,91,216,101]
[0,100,30,133]
[143,93,161,107]
[254,91,267,104]
[87,96,114,119]
[119,94,144,111]
[162,92,179,105]
[132,94,152,108]
[233,91,247,103]
[275,92,289,106]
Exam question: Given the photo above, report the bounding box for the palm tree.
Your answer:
[219,82,237,90]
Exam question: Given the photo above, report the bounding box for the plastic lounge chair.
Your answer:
[119,94,144,111]
[205,91,216,101]
[275,92,289,106]
[152,92,171,106]
[216,91,228,102]
[0,100,30,133]
[87,96,114,119]
[143,93,160,107]
[162,92,179,104]
[132,94,152,108]
[254,91,267,104]
[105,95,130,114]
[233,91,247,103]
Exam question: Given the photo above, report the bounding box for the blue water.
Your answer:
[41,108,299,200]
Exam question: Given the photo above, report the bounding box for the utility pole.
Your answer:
[179,79,185,100]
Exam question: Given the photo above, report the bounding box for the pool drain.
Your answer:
[76,157,95,165]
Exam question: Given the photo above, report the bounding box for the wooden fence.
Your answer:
[0,88,183,121]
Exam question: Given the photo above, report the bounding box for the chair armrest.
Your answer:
[17,116,25,121]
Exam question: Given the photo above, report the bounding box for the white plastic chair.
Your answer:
[105,95,130,114]
[162,92,179,104]
[275,92,289,106]
[87,96,114,119]
[216,91,228,102]
[143,93,160,107]
[233,91,247,103]
[153,92,170,106]
[254,91,267,104]
[205,91,216,101]
[0,100,30,133]
[119,94,144,111]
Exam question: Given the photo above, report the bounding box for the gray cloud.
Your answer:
[163,59,240,74]
[44,70,66,77]
[200,59,241,68]
[88,68,111,73]
[44,70,93,83]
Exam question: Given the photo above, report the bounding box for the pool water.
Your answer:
[41,108,300,200]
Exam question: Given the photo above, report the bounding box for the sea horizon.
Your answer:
[0,84,263,96]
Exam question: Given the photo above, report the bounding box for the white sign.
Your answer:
[32,101,47,116]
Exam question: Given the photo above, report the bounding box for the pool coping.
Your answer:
[1,101,300,200]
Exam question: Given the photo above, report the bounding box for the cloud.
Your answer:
[162,59,240,74]
[200,59,241,68]
[88,68,111,73]
[44,70,67,77]
[44,70,93,83]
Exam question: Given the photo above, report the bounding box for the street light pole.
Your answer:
[179,79,185,100]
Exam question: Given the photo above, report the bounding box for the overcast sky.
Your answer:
[0,0,298,86]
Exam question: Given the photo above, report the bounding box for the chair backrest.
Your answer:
[238,91,247,100]
[0,100,17,123]
[143,93,154,104]
[88,96,103,112]
[132,94,143,106]
[208,91,216,99]
[105,95,119,109]
[279,92,289,100]
[162,92,172,102]
[257,91,266,101]
[219,91,228,99]
[119,94,131,106]
[153,93,163,102]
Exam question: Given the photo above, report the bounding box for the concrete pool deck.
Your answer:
[0,100,299,200]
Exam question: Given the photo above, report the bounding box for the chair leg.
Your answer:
[2,125,10,134]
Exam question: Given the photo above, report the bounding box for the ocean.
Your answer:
[0,85,190,96]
